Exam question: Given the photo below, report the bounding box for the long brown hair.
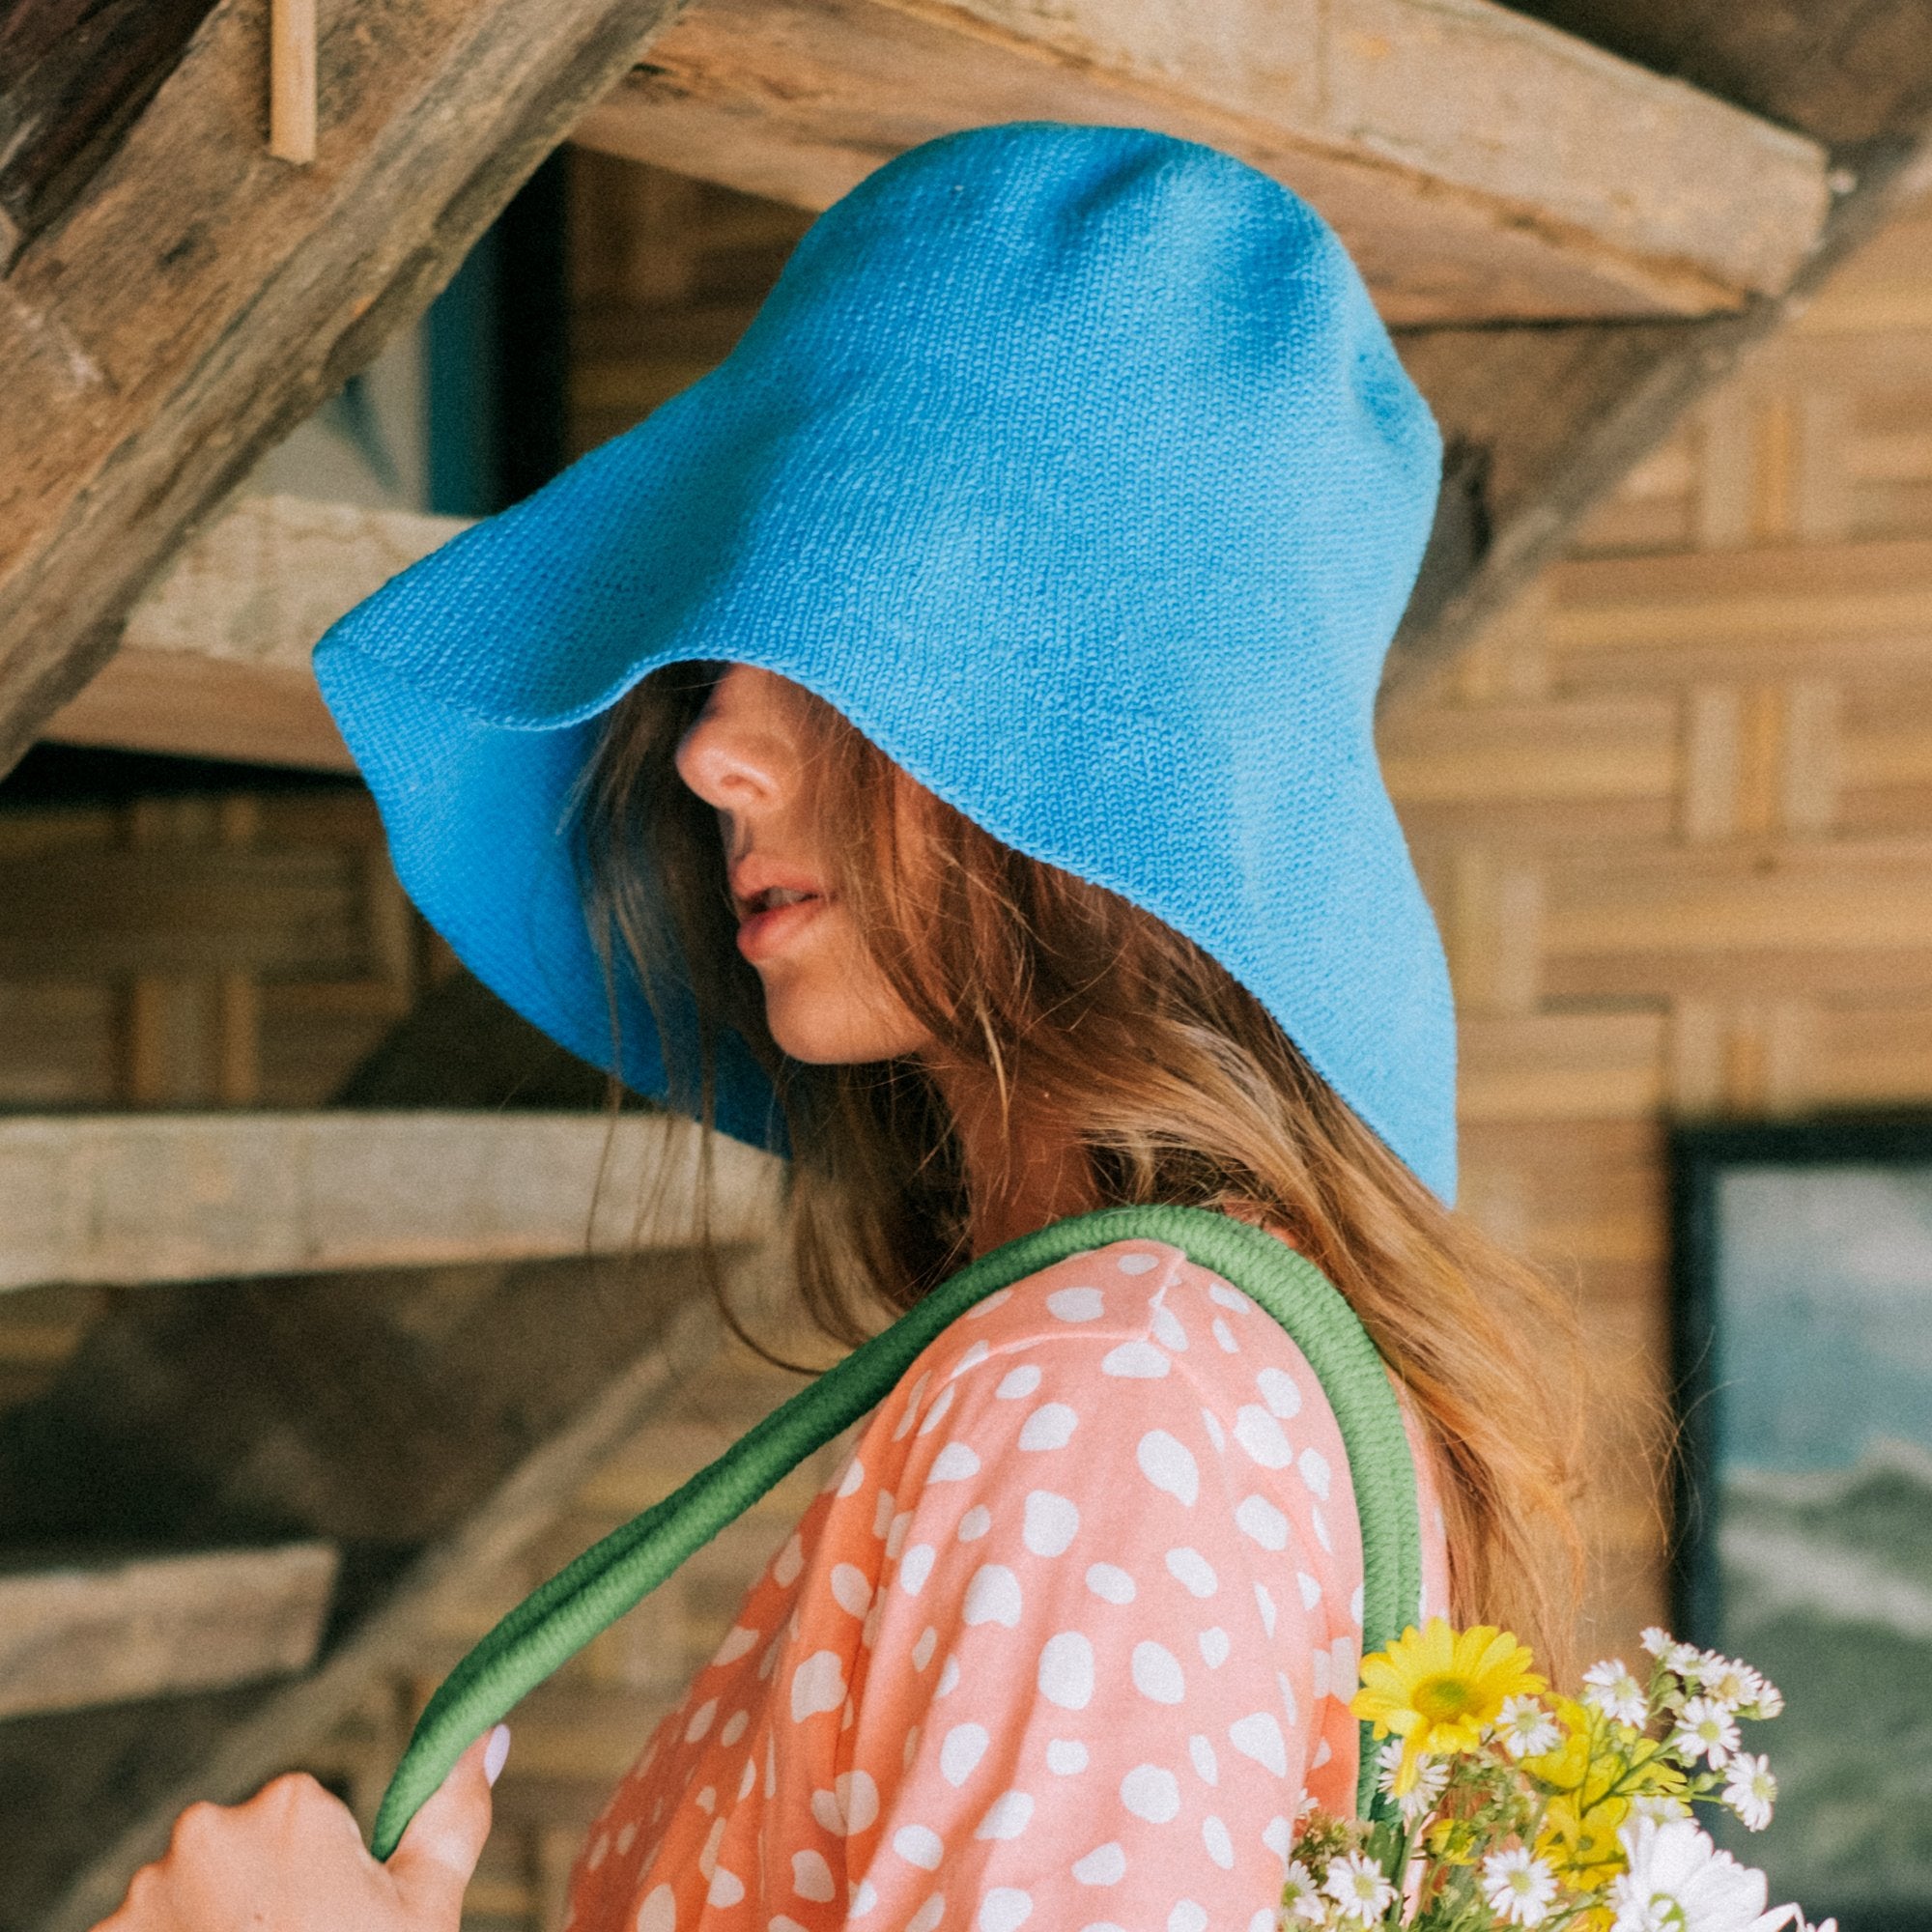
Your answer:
[581,661,1585,1666]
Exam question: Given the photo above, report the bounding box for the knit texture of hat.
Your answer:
[314,121,1457,1200]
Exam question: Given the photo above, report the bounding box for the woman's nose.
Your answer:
[673,672,796,816]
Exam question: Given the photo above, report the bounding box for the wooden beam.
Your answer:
[0,1111,783,1294]
[0,0,693,781]
[38,494,468,773]
[0,1240,760,1932]
[0,1543,338,1721]
[573,0,1831,325]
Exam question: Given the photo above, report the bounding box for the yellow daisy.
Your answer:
[1350,1618,1546,1794]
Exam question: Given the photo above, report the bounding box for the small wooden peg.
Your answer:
[270,0,318,164]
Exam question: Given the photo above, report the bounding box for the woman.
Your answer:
[99,121,1578,1932]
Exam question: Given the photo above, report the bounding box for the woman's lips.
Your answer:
[736,893,828,964]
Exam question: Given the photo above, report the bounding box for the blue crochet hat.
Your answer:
[314,121,1457,1200]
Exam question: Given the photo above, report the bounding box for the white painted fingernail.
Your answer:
[484,1724,511,1787]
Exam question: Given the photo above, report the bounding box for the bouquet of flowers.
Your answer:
[1282,1622,1825,1932]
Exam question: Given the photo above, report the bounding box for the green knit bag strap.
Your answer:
[372,1203,1422,1855]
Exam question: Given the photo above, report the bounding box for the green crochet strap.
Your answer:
[371,1203,1421,1856]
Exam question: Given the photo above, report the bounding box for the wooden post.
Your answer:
[270,0,319,165]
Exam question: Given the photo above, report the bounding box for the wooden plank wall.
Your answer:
[0,155,1924,1930]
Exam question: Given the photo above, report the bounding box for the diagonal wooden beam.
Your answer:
[574,0,1830,325]
[0,0,694,778]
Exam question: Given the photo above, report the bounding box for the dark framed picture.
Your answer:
[1671,1116,1932,1932]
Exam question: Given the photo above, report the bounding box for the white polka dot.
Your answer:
[773,1917,810,1932]
[1150,1301,1189,1351]
[1023,1491,1080,1556]
[1019,1403,1079,1450]
[887,1511,912,1558]
[586,1833,609,1871]
[720,1709,749,1747]
[937,1655,962,1696]
[1101,1342,1170,1378]
[1188,1733,1219,1783]
[1047,1738,1089,1774]
[1165,1547,1217,1598]
[1255,1579,1278,1636]
[793,1849,836,1900]
[1199,1406,1227,1453]
[1236,1494,1290,1549]
[1299,1446,1332,1499]
[1131,1640,1186,1704]
[1332,1634,1359,1691]
[1350,1582,1364,1625]
[964,1564,1023,1627]
[1048,1287,1105,1322]
[830,1563,872,1616]
[637,1882,676,1931]
[894,1373,932,1440]
[964,1286,1012,1319]
[1198,1626,1231,1667]
[684,1696,718,1743]
[908,1898,946,1932]
[1081,1924,1129,1932]
[1251,1915,1277,1932]
[790,1651,846,1720]
[1073,1843,1126,1886]
[1203,1815,1236,1868]
[930,1441,981,1482]
[1121,1764,1181,1823]
[1234,1405,1294,1469]
[1038,1630,1095,1709]
[997,1364,1042,1400]
[1117,1252,1159,1274]
[1212,1318,1239,1353]
[941,1721,990,1786]
[912,1625,938,1669]
[712,1624,759,1666]
[840,1769,880,1831]
[950,1340,991,1378]
[1208,1280,1250,1313]
[1264,1815,1293,1859]
[1170,1903,1209,1932]
[852,1883,879,1917]
[1311,1646,1330,1698]
[977,1791,1035,1840]
[895,1825,945,1870]
[872,1490,896,1537]
[1256,1366,1302,1418]
[1229,1712,1289,1776]
[980,1889,1034,1932]
[773,1533,805,1586]
[1298,1571,1322,1609]
[958,1504,992,1542]
[696,1789,717,1817]
[918,1384,957,1436]
[899,1543,936,1594]
[837,1455,867,1497]
[707,1865,745,1907]
[1311,1503,1332,1551]
[1311,1738,1331,1768]
[1085,1563,1135,1604]
[1136,1430,1199,1505]
[737,1755,756,1799]
[1278,1669,1300,1725]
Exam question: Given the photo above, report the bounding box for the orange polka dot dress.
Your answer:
[566,1235,1451,1932]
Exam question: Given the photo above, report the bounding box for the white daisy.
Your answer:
[1494,1694,1563,1760]
[1722,1752,1777,1832]
[1583,1658,1650,1728]
[1377,1738,1449,1822]
[1641,1626,1707,1680]
[1610,1817,1795,1932]
[1324,1850,1398,1925]
[1283,1859,1329,1926]
[1631,1793,1694,1826]
[1671,1695,1741,1767]
[1482,1847,1559,1927]
[1694,1653,1769,1715]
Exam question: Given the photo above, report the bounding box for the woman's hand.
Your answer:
[94,1725,509,1932]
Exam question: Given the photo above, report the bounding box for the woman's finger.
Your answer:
[384,1726,507,1925]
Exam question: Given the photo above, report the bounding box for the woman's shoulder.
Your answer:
[868,1226,1355,1468]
